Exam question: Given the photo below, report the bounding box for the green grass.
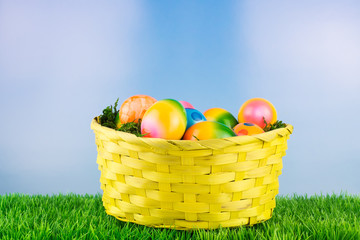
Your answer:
[1,193,359,240]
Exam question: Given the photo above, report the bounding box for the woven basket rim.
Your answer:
[91,116,293,145]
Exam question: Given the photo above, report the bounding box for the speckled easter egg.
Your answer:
[203,108,238,129]
[182,121,236,141]
[141,99,187,140]
[238,98,277,128]
[179,101,194,109]
[233,122,264,136]
[117,95,157,128]
[185,108,206,130]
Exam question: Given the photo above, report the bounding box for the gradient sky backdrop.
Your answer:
[1,0,359,196]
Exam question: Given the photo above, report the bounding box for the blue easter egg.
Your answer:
[185,108,206,130]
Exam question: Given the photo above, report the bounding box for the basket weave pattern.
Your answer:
[91,118,293,229]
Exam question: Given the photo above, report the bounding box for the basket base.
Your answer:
[102,194,274,230]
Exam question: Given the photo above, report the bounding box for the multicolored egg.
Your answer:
[203,108,238,129]
[179,100,194,109]
[117,95,157,128]
[183,121,236,141]
[238,98,277,129]
[233,122,264,136]
[185,108,206,130]
[141,99,187,140]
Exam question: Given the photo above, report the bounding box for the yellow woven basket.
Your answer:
[91,117,293,230]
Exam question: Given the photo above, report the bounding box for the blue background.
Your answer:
[1,0,359,195]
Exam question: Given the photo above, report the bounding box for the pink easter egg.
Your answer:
[179,101,194,109]
[238,98,277,128]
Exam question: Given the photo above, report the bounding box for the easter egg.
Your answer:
[185,108,206,130]
[117,95,157,128]
[238,98,277,129]
[141,99,187,140]
[233,122,264,136]
[183,121,236,141]
[203,108,238,129]
[179,101,194,109]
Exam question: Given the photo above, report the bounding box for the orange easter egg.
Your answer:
[117,95,157,128]
[233,122,264,136]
